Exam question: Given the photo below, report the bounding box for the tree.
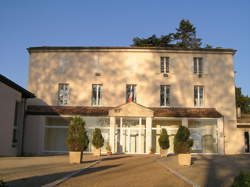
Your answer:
[158,129,170,150]
[174,126,193,154]
[236,87,250,114]
[132,34,173,47]
[132,19,206,48]
[66,117,89,152]
[92,128,104,149]
[174,19,202,48]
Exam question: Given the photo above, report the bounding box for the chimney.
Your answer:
[237,107,241,118]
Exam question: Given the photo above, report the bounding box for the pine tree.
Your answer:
[66,117,89,152]
[158,129,170,150]
[92,128,104,149]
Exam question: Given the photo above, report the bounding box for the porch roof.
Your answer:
[150,107,222,118]
[27,105,222,118]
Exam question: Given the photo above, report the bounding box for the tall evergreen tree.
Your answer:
[174,19,202,48]
[236,87,250,114]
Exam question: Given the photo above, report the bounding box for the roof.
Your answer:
[27,105,222,118]
[27,46,236,54]
[237,114,250,123]
[0,74,35,98]
[27,105,112,116]
[150,107,222,118]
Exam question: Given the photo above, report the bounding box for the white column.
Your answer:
[146,117,152,154]
[182,118,188,127]
[120,117,123,153]
[109,117,115,153]
[139,118,142,154]
[217,117,224,155]
[128,128,131,153]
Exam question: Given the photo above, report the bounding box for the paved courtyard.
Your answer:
[0,154,98,187]
[1,154,249,187]
[59,155,190,187]
[159,154,250,187]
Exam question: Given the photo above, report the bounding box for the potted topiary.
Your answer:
[174,126,193,166]
[66,117,89,164]
[92,128,104,156]
[158,129,170,157]
[150,147,156,154]
[106,143,112,155]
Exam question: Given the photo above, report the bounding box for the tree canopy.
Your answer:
[236,87,250,114]
[132,19,205,48]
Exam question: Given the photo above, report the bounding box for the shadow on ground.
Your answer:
[6,164,121,187]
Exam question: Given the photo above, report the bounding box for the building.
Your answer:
[23,46,245,155]
[0,74,35,156]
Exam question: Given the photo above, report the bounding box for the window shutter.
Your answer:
[193,58,197,73]
[99,85,102,105]
[160,57,164,73]
[166,57,170,73]
[160,85,164,106]
[133,85,136,102]
[92,85,96,105]
[199,58,203,74]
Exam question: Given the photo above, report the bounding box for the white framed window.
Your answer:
[193,57,203,74]
[194,86,204,107]
[92,84,102,106]
[160,85,170,106]
[160,57,169,73]
[58,83,70,106]
[126,84,136,102]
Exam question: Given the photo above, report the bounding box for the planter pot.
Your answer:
[160,149,168,157]
[178,154,191,166]
[93,148,101,156]
[69,151,82,164]
[107,151,112,155]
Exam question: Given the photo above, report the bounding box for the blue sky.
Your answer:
[0,0,249,95]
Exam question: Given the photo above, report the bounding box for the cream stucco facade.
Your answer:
[24,46,243,155]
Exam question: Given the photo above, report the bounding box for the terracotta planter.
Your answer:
[107,151,112,155]
[160,149,168,157]
[178,154,191,166]
[93,148,101,156]
[69,151,82,164]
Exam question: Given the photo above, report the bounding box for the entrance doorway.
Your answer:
[116,117,146,154]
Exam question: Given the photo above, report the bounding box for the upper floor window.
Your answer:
[193,57,203,74]
[160,57,169,73]
[92,84,102,106]
[194,86,204,107]
[160,85,170,106]
[126,84,136,102]
[58,83,70,105]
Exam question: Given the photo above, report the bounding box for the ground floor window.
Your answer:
[44,117,110,152]
[43,116,218,154]
[244,131,250,153]
[188,119,218,153]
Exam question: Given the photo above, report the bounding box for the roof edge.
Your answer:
[27,46,237,54]
[0,74,35,98]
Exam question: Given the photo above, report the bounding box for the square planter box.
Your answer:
[160,149,168,157]
[178,154,191,166]
[93,148,101,156]
[69,151,82,164]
